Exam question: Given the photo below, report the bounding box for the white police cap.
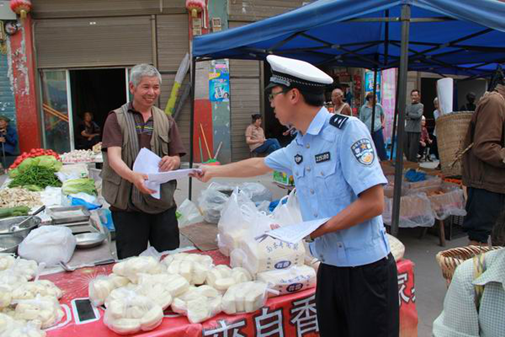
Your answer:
[266,55,333,92]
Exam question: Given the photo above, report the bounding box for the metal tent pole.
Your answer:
[390,74,401,159]
[188,58,197,201]
[391,4,411,237]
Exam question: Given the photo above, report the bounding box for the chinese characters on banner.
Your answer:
[381,68,397,144]
[209,60,230,102]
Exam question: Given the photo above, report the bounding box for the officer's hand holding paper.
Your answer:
[258,217,331,245]
[133,148,201,199]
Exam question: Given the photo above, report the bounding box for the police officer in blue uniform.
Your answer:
[194,55,399,337]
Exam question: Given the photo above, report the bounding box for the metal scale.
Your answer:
[47,206,99,234]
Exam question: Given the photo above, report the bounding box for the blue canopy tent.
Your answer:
[189,0,505,236]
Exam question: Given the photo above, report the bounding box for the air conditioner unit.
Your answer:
[0,1,16,21]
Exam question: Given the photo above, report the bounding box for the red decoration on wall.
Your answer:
[185,0,205,17]
[10,0,32,20]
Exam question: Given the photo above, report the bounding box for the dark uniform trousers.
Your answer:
[315,253,399,337]
[112,206,180,259]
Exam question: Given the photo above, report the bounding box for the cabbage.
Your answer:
[62,178,97,195]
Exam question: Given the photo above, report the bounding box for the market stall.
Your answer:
[38,250,417,337]
[0,146,419,336]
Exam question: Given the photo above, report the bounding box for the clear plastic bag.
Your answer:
[171,285,222,324]
[271,189,303,225]
[205,265,252,292]
[104,288,163,335]
[409,183,466,220]
[383,192,435,228]
[217,189,262,256]
[88,274,130,307]
[198,182,234,223]
[112,256,165,284]
[18,226,76,266]
[161,253,214,285]
[13,295,64,329]
[177,199,204,227]
[0,313,45,337]
[11,280,62,302]
[238,182,273,204]
[222,281,269,314]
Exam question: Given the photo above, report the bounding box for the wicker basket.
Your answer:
[435,246,502,284]
[436,112,473,177]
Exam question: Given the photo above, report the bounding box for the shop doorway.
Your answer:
[70,69,127,149]
[40,68,129,152]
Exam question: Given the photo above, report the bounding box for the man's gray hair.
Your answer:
[433,97,438,104]
[130,64,162,87]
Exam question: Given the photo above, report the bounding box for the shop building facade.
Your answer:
[2,0,487,162]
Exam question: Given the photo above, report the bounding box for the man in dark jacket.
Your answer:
[461,70,505,245]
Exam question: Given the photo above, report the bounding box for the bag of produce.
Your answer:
[104,288,163,335]
[257,265,316,296]
[0,313,46,337]
[88,274,130,307]
[171,285,222,324]
[112,256,165,284]
[12,295,64,329]
[18,226,76,266]
[221,281,269,315]
[161,253,213,285]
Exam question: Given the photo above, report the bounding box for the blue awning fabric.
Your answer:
[193,0,505,76]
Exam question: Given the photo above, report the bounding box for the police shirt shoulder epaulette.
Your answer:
[329,114,349,129]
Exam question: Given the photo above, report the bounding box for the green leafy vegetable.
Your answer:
[0,206,30,218]
[9,166,62,190]
[62,178,97,195]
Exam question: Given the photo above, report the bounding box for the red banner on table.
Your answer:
[43,251,417,337]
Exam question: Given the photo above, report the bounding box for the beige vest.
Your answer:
[102,104,176,213]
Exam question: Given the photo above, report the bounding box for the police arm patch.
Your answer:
[351,138,375,165]
[329,114,349,129]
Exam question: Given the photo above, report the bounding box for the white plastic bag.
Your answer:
[177,199,204,227]
[217,189,258,256]
[271,189,303,225]
[198,182,234,223]
[18,226,76,266]
[238,182,272,204]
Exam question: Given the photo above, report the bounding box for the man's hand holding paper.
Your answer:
[133,148,201,199]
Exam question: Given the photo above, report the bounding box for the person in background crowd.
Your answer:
[461,67,505,246]
[433,209,505,337]
[194,55,399,337]
[101,64,186,259]
[245,114,281,155]
[460,92,477,112]
[359,92,388,161]
[0,116,18,168]
[418,116,432,161]
[76,111,101,150]
[404,89,424,162]
[431,97,440,160]
[331,88,352,116]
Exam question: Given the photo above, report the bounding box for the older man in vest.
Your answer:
[102,64,186,259]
